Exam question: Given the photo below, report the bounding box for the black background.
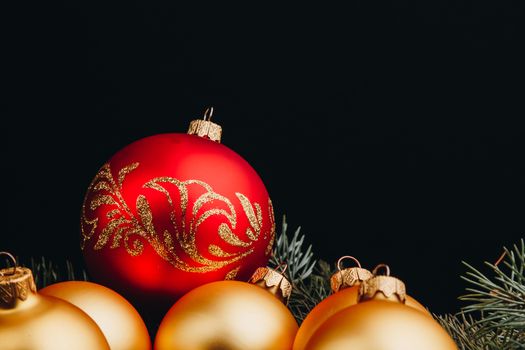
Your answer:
[3,2,525,315]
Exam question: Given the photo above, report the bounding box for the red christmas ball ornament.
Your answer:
[81,108,275,313]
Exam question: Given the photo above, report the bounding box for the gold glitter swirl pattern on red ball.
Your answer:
[81,162,275,274]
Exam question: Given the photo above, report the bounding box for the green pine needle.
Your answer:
[437,239,525,350]
[0,256,89,289]
[270,216,332,322]
[270,216,316,283]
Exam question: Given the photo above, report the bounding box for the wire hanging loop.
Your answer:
[0,251,18,276]
[275,262,288,275]
[372,263,390,276]
[203,107,214,121]
[337,255,362,272]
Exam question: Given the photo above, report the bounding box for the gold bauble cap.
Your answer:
[0,252,37,309]
[358,264,407,304]
[330,256,373,293]
[249,265,292,304]
[187,107,222,143]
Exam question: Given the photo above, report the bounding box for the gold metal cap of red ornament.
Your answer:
[358,264,407,304]
[0,252,37,309]
[249,265,292,305]
[187,107,222,143]
[330,256,373,293]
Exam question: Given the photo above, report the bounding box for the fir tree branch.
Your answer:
[270,216,332,322]
[9,256,88,289]
[288,260,332,322]
[437,239,525,350]
[270,216,316,283]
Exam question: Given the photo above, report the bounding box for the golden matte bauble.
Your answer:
[293,286,430,350]
[304,300,457,350]
[0,267,110,350]
[154,280,298,350]
[40,281,151,350]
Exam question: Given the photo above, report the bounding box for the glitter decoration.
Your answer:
[82,162,274,274]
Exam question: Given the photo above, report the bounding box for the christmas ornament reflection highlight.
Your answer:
[0,252,110,350]
[154,266,298,350]
[40,281,151,350]
[304,264,457,350]
[81,108,275,310]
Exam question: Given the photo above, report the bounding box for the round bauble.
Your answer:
[304,267,457,350]
[293,256,373,350]
[81,111,275,313]
[304,301,456,350]
[293,259,430,350]
[154,267,298,350]
[40,281,150,350]
[0,261,109,350]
